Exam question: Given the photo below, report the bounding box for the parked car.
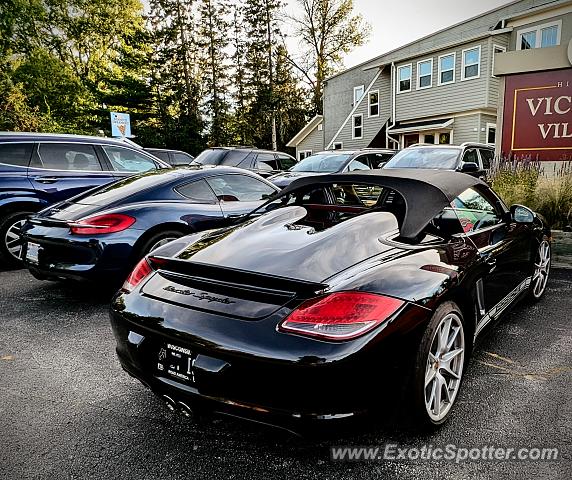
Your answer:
[145,148,195,167]
[0,133,171,266]
[110,169,550,430]
[383,143,494,178]
[268,149,397,188]
[191,147,297,178]
[21,167,279,284]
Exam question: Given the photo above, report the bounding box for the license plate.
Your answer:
[157,343,195,384]
[26,242,41,264]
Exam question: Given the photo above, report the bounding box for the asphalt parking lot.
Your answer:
[0,268,570,479]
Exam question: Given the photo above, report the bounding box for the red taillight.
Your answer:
[278,292,404,341]
[122,256,168,293]
[69,213,135,235]
[122,258,153,293]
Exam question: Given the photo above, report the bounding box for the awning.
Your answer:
[387,118,453,134]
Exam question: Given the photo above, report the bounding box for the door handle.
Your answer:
[486,257,497,267]
[34,176,59,184]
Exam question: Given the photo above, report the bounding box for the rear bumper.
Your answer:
[22,225,144,282]
[109,291,431,429]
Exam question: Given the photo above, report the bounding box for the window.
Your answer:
[353,85,364,104]
[256,153,279,171]
[0,143,33,167]
[462,46,480,80]
[397,64,412,92]
[37,143,102,171]
[438,53,455,85]
[462,148,479,166]
[450,188,502,233]
[292,152,351,173]
[277,154,296,170]
[352,114,363,139]
[149,150,170,162]
[220,150,249,166]
[176,179,217,203]
[298,150,312,161]
[333,142,343,150]
[417,59,433,89]
[368,90,379,117]
[172,152,194,166]
[517,21,561,50]
[479,149,494,169]
[192,149,228,166]
[439,132,451,144]
[486,123,496,145]
[102,145,156,173]
[347,159,370,171]
[491,45,506,77]
[206,174,276,202]
[385,147,461,170]
[424,134,435,144]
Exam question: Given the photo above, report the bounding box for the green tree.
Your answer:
[147,0,204,153]
[242,0,282,149]
[197,0,232,146]
[288,0,371,114]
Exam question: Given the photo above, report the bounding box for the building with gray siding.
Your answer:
[288,0,572,160]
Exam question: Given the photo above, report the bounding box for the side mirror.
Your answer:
[377,162,387,169]
[510,204,535,224]
[460,162,479,173]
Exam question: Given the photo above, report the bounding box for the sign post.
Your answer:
[110,112,131,138]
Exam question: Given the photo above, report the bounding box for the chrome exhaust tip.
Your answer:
[178,401,193,418]
[162,395,176,412]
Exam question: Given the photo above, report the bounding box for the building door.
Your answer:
[403,134,419,148]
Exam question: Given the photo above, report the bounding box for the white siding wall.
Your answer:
[453,114,481,144]
[296,124,324,158]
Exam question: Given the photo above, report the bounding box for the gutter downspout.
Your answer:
[386,62,400,149]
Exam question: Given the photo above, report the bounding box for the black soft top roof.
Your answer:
[278,169,486,239]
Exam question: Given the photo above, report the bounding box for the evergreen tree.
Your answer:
[197,0,231,146]
[148,0,204,153]
[242,0,282,149]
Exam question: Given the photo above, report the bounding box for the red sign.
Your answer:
[502,69,572,161]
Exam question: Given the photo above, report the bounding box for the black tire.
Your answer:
[410,301,468,428]
[137,230,185,259]
[0,211,34,268]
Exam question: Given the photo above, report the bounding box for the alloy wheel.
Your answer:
[424,313,465,422]
[532,240,550,298]
[5,219,27,261]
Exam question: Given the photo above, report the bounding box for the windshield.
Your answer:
[384,148,461,170]
[290,153,351,173]
[192,149,228,166]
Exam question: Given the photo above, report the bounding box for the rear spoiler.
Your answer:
[150,256,328,299]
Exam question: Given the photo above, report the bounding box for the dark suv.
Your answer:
[0,133,171,266]
[191,147,297,178]
[383,143,494,178]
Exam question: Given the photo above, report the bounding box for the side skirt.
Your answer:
[474,276,532,339]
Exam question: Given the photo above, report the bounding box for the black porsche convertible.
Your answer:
[110,169,551,430]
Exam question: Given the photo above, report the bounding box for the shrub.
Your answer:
[488,159,572,230]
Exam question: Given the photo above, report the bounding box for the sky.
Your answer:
[283,0,514,69]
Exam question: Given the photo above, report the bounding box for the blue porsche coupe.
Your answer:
[21,167,279,284]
